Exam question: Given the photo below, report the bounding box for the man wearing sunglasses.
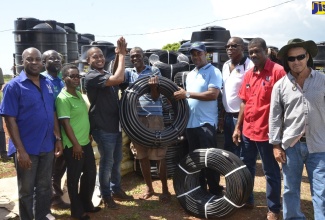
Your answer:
[220,37,254,159]
[233,38,286,220]
[269,38,325,220]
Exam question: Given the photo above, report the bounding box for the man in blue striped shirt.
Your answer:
[125,47,171,202]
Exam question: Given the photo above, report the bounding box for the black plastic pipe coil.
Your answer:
[120,75,189,148]
[173,148,253,219]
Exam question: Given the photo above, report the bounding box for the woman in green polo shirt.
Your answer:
[55,64,101,220]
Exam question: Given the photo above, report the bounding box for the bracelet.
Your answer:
[55,136,62,141]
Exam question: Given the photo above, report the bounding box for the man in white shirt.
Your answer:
[220,37,253,158]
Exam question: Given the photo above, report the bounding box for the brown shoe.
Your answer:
[267,211,280,220]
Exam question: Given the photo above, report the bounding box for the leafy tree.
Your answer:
[162,42,181,51]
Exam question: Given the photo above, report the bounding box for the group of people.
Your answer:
[0,35,324,220]
[219,36,325,220]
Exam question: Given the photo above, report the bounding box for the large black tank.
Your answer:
[13,17,67,73]
[77,33,95,55]
[314,41,325,74]
[64,23,79,64]
[190,26,231,70]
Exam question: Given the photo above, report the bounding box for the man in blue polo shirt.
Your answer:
[0,47,63,220]
[174,41,224,196]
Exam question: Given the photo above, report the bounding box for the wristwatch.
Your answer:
[55,136,62,141]
[185,92,191,99]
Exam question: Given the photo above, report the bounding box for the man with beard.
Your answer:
[232,38,285,220]
[220,37,254,158]
[41,50,69,209]
[84,37,133,210]
[0,47,63,220]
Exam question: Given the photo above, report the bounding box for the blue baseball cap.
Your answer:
[189,42,206,52]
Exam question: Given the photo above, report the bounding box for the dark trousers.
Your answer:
[64,143,97,218]
[52,155,66,200]
[0,116,7,154]
[186,123,223,195]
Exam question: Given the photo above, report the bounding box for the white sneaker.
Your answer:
[46,213,56,220]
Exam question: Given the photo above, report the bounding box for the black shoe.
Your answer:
[0,153,11,162]
[112,190,134,201]
[80,214,90,220]
[102,197,119,210]
[86,206,101,213]
[51,199,70,210]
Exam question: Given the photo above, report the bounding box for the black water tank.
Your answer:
[314,41,325,74]
[64,23,79,64]
[78,33,95,54]
[190,26,231,70]
[13,17,67,73]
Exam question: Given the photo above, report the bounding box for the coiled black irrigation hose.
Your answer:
[173,148,253,219]
[120,75,189,148]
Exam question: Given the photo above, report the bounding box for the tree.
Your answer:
[162,42,181,51]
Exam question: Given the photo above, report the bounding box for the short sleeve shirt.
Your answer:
[56,89,90,148]
[41,71,65,99]
[84,69,120,133]
[125,65,163,116]
[186,63,222,128]
[222,57,254,113]
[0,71,55,156]
[239,59,285,141]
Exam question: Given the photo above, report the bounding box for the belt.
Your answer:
[299,136,306,143]
[225,112,239,118]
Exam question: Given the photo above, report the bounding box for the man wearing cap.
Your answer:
[233,38,285,220]
[174,41,224,196]
[269,38,325,220]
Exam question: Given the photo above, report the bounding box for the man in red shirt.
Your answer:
[232,38,285,220]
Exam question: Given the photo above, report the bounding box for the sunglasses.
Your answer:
[287,54,306,62]
[68,74,82,79]
[225,44,241,49]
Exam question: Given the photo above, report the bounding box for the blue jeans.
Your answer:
[241,135,281,213]
[92,129,122,198]
[282,142,325,220]
[223,113,242,157]
[15,151,54,220]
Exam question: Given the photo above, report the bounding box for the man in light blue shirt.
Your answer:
[174,41,223,196]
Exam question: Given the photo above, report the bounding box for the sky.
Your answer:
[0,0,324,75]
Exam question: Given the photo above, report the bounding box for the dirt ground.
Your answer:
[1,159,314,220]
[0,122,313,220]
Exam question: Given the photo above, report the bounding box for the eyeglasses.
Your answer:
[287,54,306,62]
[68,74,82,79]
[225,44,241,49]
